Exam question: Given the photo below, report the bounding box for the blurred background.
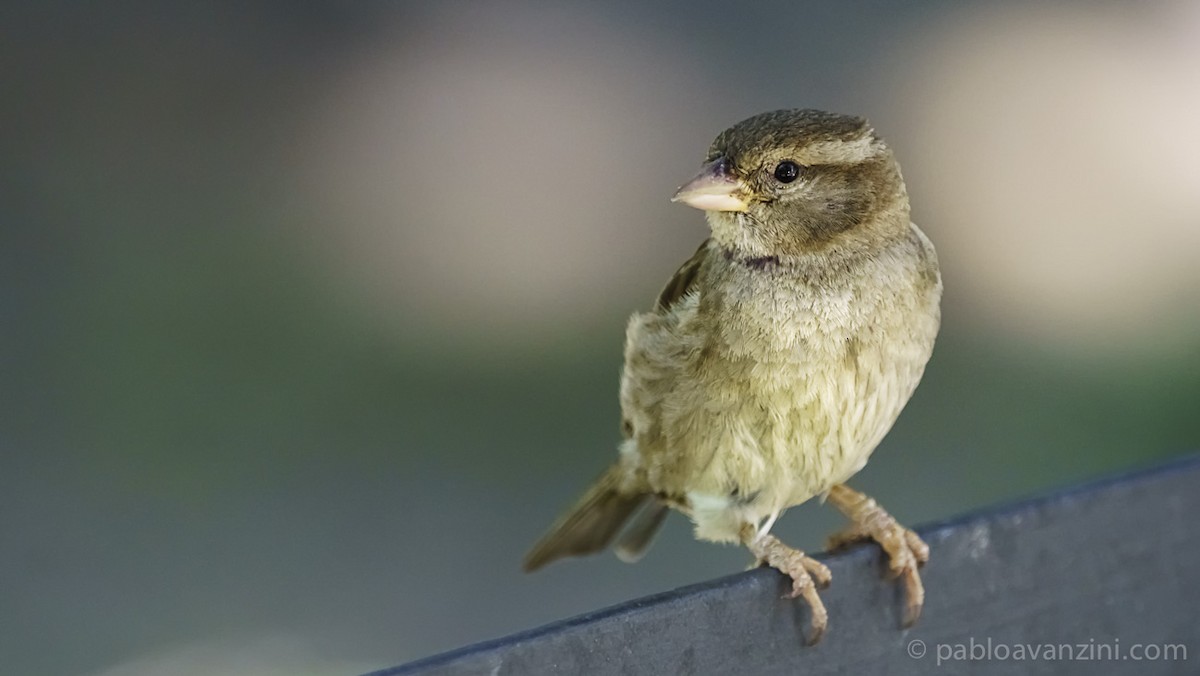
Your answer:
[4,1,1199,674]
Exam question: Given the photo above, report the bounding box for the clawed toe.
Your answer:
[905,528,930,564]
[874,525,926,626]
[782,568,829,645]
[742,526,831,645]
[826,485,930,629]
[803,556,832,588]
[899,564,924,627]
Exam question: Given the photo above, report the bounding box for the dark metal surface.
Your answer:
[371,454,1200,675]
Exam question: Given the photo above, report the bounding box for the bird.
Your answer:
[522,108,942,644]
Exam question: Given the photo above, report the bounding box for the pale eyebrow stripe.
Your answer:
[803,134,877,165]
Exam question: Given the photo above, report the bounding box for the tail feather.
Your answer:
[614,501,669,563]
[523,465,646,572]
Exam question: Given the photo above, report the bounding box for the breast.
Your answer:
[622,228,941,520]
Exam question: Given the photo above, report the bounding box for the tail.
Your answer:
[522,465,647,572]
[614,501,669,563]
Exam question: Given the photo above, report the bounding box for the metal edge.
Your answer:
[367,450,1200,676]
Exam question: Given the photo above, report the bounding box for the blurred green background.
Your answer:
[4,2,1199,674]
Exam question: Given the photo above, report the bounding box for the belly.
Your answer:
[683,351,910,495]
[624,329,928,541]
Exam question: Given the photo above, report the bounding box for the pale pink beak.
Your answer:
[671,158,749,212]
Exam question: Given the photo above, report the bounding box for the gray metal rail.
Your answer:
[370,453,1200,675]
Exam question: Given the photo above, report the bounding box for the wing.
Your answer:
[620,236,709,443]
[654,238,710,313]
[525,242,715,572]
[522,464,647,572]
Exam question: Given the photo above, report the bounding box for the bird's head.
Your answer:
[673,109,909,259]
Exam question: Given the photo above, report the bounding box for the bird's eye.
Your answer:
[773,161,801,183]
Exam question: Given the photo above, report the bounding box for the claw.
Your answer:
[791,582,828,645]
[742,524,831,645]
[826,485,930,629]
[780,573,828,645]
[900,565,925,627]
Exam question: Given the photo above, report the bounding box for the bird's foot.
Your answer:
[826,485,928,628]
[740,524,831,645]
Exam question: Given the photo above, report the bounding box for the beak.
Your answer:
[671,158,749,212]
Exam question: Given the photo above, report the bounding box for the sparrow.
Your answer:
[523,109,942,644]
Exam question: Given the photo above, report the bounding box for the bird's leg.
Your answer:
[825,484,928,627]
[739,523,831,645]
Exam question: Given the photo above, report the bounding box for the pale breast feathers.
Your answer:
[618,226,940,541]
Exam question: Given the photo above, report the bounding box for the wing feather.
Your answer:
[654,239,710,313]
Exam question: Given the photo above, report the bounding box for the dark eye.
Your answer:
[773,161,801,183]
